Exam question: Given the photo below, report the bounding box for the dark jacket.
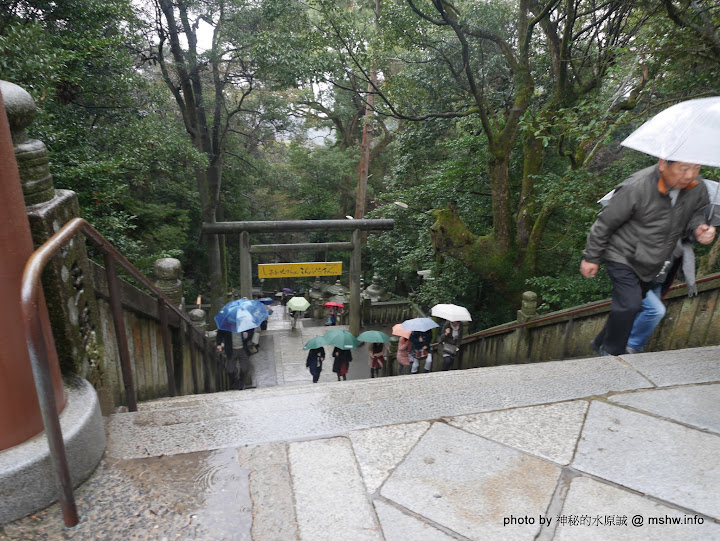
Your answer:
[306,347,325,372]
[216,330,251,372]
[332,347,352,373]
[582,165,709,281]
[409,331,429,357]
[439,322,463,355]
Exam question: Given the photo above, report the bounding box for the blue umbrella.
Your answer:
[214,299,269,333]
[401,317,439,332]
[258,297,274,305]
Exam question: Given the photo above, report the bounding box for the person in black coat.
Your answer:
[409,330,431,374]
[332,347,352,381]
[306,347,325,383]
[216,329,252,390]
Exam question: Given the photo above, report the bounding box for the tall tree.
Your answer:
[142,0,264,316]
[281,0,651,307]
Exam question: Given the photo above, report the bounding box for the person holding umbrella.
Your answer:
[324,301,343,326]
[391,323,412,375]
[581,98,719,356]
[216,329,252,390]
[358,330,391,379]
[431,304,471,370]
[582,159,714,355]
[214,298,268,390]
[582,161,715,356]
[306,347,325,383]
[332,347,352,381]
[439,321,463,371]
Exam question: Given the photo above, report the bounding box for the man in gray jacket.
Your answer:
[581,160,715,356]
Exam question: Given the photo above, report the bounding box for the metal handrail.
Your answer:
[21,217,212,527]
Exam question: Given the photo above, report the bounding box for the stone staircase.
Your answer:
[4,336,720,539]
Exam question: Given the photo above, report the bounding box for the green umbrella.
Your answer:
[323,328,360,350]
[287,296,311,311]
[356,330,391,343]
[303,336,327,350]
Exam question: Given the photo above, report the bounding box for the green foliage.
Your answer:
[3,0,720,329]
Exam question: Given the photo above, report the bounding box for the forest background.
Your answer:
[2,0,720,331]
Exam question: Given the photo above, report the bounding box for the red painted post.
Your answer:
[0,89,66,451]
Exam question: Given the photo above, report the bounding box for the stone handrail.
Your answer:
[457,274,720,368]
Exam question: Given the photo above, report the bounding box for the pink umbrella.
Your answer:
[391,323,411,339]
[324,301,344,308]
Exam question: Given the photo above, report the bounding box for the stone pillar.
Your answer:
[189,308,208,332]
[154,258,183,307]
[514,291,538,363]
[517,291,538,323]
[2,81,105,393]
[239,230,252,299]
[0,82,66,450]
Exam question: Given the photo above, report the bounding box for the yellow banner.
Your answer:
[258,261,343,278]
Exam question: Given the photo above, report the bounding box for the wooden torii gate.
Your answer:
[202,219,394,334]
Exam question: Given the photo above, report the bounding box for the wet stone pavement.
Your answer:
[3,308,720,540]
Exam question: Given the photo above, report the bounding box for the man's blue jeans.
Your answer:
[626,285,665,352]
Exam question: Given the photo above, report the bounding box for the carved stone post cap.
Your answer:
[154,258,183,280]
[0,80,36,144]
[188,308,206,325]
[522,291,538,301]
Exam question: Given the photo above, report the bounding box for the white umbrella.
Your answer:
[430,303,472,322]
[287,296,311,311]
[620,97,720,167]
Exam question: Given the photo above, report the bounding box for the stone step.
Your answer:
[106,354,658,460]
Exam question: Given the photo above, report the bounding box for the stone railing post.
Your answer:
[1,80,107,406]
[154,258,183,308]
[514,291,538,362]
[517,291,537,323]
[189,308,208,332]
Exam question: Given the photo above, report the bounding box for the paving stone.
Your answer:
[381,422,560,540]
[1,448,252,540]
[236,442,298,541]
[555,476,720,540]
[447,400,588,465]
[610,384,720,435]
[620,346,720,386]
[373,500,456,541]
[573,401,720,520]
[350,422,431,493]
[289,437,381,541]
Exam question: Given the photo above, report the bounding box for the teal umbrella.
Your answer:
[323,329,360,350]
[356,330,391,343]
[303,336,327,350]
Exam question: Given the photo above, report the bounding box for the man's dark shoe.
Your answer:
[590,339,610,357]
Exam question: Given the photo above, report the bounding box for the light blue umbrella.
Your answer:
[214,299,269,333]
[401,317,439,332]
